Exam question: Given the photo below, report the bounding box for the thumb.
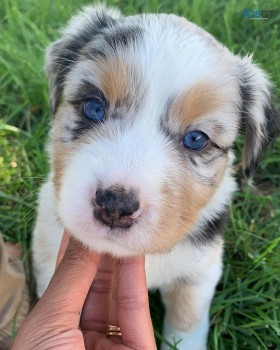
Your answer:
[12,238,100,349]
[37,236,100,318]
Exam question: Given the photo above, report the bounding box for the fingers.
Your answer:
[81,254,116,334]
[55,231,70,269]
[117,256,157,349]
[35,236,100,327]
[82,256,156,350]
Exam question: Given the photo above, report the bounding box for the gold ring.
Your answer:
[106,324,122,337]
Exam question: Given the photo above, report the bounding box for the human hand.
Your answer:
[12,233,157,349]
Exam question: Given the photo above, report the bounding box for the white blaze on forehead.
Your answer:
[136,25,218,94]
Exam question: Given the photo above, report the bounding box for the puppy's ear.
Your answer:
[238,56,279,177]
[45,5,121,114]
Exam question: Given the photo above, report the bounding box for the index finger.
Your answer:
[21,237,101,333]
[116,256,157,349]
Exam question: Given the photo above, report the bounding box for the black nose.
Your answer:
[94,187,140,229]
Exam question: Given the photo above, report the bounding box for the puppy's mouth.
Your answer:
[94,206,136,229]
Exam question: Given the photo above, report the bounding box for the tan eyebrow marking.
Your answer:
[98,58,129,104]
[169,82,226,128]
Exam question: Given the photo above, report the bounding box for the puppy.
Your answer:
[32,5,279,349]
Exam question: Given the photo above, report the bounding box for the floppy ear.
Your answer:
[238,56,279,177]
[45,5,121,114]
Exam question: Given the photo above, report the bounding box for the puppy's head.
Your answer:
[46,5,279,256]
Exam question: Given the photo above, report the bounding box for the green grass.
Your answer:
[1,0,280,349]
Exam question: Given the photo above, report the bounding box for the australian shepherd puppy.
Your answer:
[32,5,279,349]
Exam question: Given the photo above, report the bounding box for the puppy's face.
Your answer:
[46,6,278,256]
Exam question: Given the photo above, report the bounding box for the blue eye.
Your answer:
[182,130,208,150]
[83,99,105,122]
